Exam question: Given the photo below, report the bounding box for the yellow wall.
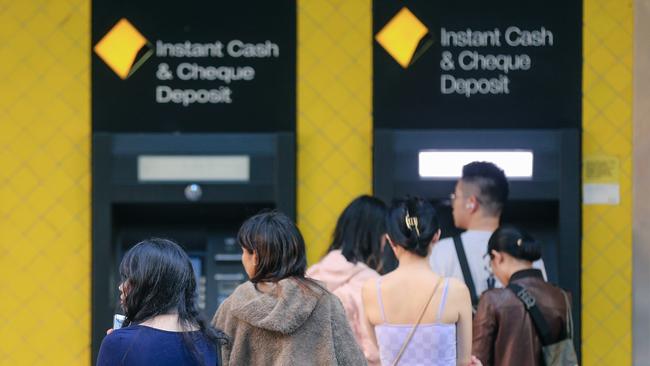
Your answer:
[0,0,91,365]
[0,0,635,364]
[582,0,634,364]
[297,0,373,264]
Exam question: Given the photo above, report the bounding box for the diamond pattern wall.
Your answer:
[297,0,373,264]
[0,0,90,364]
[0,0,635,364]
[582,0,633,364]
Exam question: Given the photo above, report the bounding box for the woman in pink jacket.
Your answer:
[307,195,387,366]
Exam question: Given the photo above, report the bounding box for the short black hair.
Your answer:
[386,197,440,257]
[461,161,509,216]
[487,225,542,262]
[327,195,387,271]
[238,211,307,283]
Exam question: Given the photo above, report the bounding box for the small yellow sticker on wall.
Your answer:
[583,155,620,205]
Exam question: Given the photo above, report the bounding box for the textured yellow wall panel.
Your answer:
[0,0,636,364]
[0,0,90,364]
[582,0,633,364]
[297,0,373,264]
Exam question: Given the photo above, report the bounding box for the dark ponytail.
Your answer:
[385,197,439,257]
[487,226,541,262]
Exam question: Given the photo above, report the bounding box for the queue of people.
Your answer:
[96,161,576,366]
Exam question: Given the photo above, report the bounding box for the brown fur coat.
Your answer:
[212,277,367,366]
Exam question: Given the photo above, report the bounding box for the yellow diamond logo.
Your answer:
[375,7,430,68]
[94,18,153,79]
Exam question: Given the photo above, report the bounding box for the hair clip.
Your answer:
[405,213,420,237]
[516,238,523,246]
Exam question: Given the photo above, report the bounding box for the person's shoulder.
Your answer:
[479,287,511,303]
[361,275,379,302]
[99,326,138,354]
[223,281,255,305]
[362,274,379,289]
[446,276,467,289]
[320,287,342,304]
[444,276,470,297]
[317,286,349,315]
[305,259,323,277]
[430,237,456,266]
[434,236,455,251]
[214,284,246,320]
[353,262,380,280]
[109,325,140,339]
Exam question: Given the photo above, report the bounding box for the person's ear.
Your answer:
[466,196,478,211]
[431,229,441,244]
[491,250,503,264]
[252,250,259,267]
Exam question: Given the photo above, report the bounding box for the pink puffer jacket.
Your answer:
[307,250,380,366]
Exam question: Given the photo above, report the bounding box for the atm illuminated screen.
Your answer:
[418,150,533,179]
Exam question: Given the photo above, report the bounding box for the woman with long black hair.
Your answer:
[96,238,227,366]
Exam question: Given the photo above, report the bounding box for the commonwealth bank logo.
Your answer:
[94,18,153,79]
[375,7,432,68]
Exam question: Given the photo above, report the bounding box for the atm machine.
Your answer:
[91,133,294,358]
[374,128,581,349]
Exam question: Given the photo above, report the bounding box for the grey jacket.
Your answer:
[212,277,367,366]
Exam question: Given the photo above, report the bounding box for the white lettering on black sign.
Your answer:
[439,26,554,97]
[153,39,280,106]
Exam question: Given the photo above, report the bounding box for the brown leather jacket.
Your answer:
[472,269,571,366]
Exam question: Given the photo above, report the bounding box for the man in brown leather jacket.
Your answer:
[472,227,572,366]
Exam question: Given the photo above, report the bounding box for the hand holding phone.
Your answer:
[113,314,126,330]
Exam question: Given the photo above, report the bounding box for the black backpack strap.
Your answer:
[508,283,553,345]
[453,235,479,307]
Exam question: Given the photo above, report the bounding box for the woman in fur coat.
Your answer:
[212,211,367,366]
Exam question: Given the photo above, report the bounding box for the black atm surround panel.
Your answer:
[109,202,271,319]
[373,128,581,355]
[115,228,247,319]
[373,129,579,280]
[92,133,296,361]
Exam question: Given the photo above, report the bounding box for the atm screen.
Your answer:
[189,256,202,284]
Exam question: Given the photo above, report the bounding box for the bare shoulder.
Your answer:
[446,277,471,297]
[446,276,467,289]
[361,277,377,301]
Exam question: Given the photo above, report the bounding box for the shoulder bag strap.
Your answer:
[391,277,443,366]
[453,235,479,307]
[561,289,574,340]
[507,283,553,345]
